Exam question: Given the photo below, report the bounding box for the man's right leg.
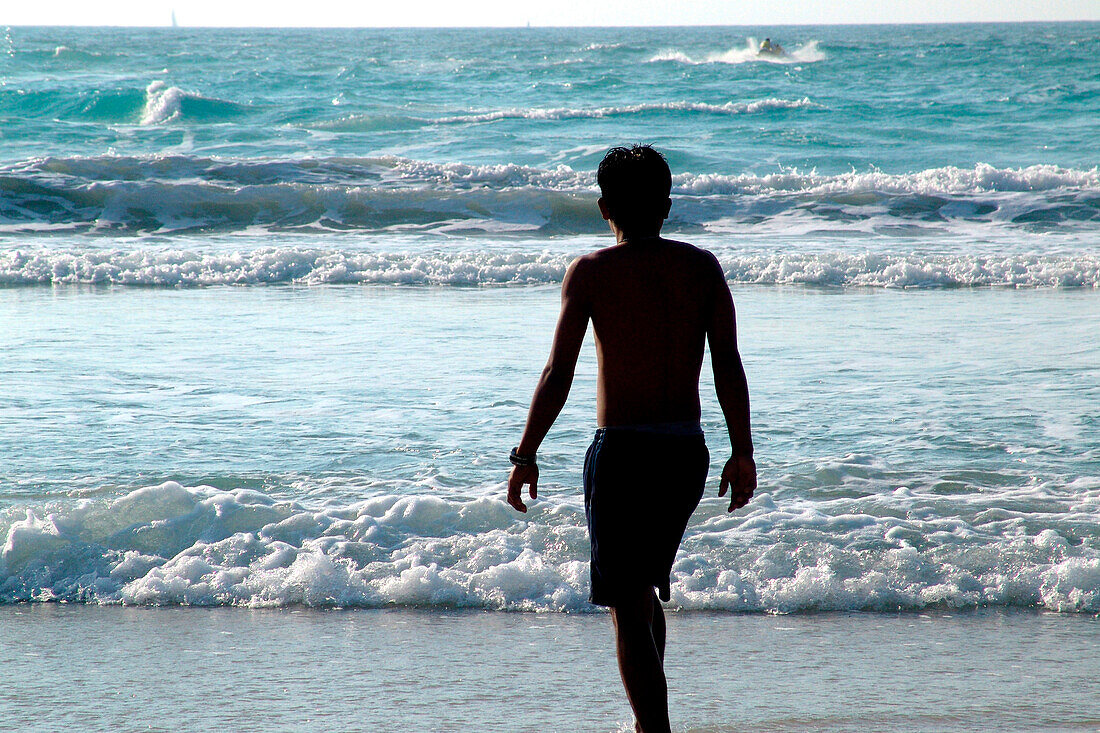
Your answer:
[610,588,670,733]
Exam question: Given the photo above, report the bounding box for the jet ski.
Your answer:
[757,39,787,57]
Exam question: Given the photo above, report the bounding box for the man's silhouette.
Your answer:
[507,145,756,733]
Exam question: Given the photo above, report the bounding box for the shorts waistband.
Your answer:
[595,421,704,438]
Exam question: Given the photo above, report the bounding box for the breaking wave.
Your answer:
[0,80,247,125]
[2,481,1097,611]
[140,80,248,125]
[2,248,1097,288]
[0,155,1096,236]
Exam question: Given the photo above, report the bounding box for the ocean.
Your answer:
[1,22,1098,731]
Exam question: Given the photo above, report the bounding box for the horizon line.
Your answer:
[5,18,1099,30]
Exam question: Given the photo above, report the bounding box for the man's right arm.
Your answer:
[506,257,591,512]
[705,254,756,511]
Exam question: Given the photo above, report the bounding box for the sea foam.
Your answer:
[433,98,821,124]
[1,156,1096,235]
[2,482,1097,612]
[141,81,186,125]
[314,97,820,131]
[650,39,827,66]
[1,248,1097,288]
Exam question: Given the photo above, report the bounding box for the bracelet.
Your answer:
[509,446,536,467]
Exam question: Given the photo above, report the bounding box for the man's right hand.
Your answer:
[719,455,756,512]
[507,464,538,513]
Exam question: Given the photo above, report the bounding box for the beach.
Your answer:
[1,21,1099,731]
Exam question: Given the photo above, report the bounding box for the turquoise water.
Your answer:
[0,24,1098,612]
[3,24,1096,171]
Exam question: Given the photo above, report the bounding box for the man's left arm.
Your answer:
[507,258,590,512]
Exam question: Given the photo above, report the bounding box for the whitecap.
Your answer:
[435,98,821,124]
[1,482,1097,612]
[650,39,826,66]
[1,247,1098,288]
[141,80,184,125]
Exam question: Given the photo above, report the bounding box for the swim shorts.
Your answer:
[583,423,709,607]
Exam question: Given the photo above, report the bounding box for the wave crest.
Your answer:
[433,98,821,124]
[0,156,1095,235]
[2,482,1097,612]
[2,248,1097,288]
[141,80,247,126]
[674,162,1100,196]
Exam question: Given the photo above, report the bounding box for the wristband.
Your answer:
[509,447,536,467]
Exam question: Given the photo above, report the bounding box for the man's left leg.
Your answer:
[652,589,666,664]
[611,587,671,733]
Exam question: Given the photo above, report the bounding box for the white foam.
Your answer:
[1,482,1096,611]
[382,155,587,190]
[380,157,1100,198]
[672,162,1100,196]
[7,155,1097,198]
[435,98,820,124]
[1,248,1096,288]
[141,80,185,125]
[1,155,1096,235]
[651,39,826,66]
[719,252,1100,288]
[50,45,105,60]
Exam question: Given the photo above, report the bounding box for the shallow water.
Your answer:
[3,605,1098,732]
[2,285,1097,611]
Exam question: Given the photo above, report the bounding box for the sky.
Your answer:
[2,0,1098,27]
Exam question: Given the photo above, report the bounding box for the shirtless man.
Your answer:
[506,145,756,733]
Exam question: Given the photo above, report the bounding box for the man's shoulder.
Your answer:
[568,246,616,278]
[566,250,601,281]
[573,239,721,283]
[660,237,719,261]
[652,239,724,278]
[583,238,717,262]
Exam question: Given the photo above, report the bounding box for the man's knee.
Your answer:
[610,586,657,620]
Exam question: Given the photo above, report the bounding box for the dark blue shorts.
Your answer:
[583,425,709,607]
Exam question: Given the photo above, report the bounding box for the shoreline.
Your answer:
[5,600,1100,615]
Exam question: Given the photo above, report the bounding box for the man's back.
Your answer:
[577,237,719,427]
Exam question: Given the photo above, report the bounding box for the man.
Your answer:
[506,145,756,733]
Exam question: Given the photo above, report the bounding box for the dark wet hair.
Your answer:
[597,145,672,231]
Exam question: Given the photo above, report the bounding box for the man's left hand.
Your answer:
[719,455,756,512]
[507,464,538,513]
